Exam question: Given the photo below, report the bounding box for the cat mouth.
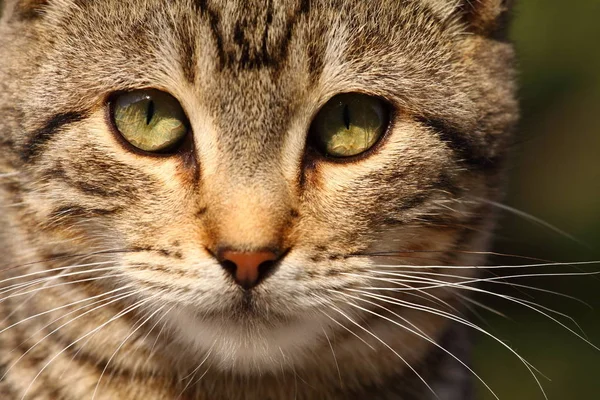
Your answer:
[187,292,298,325]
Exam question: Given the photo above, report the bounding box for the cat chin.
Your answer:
[163,306,330,374]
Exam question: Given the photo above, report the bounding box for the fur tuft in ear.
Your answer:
[460,0,514,39]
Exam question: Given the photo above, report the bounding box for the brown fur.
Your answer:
[0,0,517,398]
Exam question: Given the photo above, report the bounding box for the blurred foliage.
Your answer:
[474,1,600,399]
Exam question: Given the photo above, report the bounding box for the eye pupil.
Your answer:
[146,100,155,125]
[343,104,351,130]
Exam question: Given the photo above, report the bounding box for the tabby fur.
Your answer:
[0,0,517,398]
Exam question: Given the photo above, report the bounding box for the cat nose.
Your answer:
[218,249,279,290]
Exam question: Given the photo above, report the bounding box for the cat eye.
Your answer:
[310,93,390,158]
[111,89,189,153]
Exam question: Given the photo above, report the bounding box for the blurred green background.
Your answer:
[474,1,600,398]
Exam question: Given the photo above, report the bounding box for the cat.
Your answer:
[0,0,518,399]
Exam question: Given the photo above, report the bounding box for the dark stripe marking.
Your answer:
[43,165,121,198]
[131,246,183,260]
[179,24,198,84]
[47,205,122,221]
[21,111,87,162]
[417,116,501,170]
[194,0,310,71]
[193,0,226,68]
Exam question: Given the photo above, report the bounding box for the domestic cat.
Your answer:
[0,0,518,399]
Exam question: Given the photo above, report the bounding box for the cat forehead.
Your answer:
[23,0,462,108]
[10,0,516,167]
[36,0,456,28]
[26,0,459,66]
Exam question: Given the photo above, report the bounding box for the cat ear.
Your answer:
[458,0,514,39]
[2,0,50,21]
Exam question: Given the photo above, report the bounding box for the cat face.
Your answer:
[0,0,517,375]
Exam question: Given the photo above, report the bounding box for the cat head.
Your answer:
[0,0,517,377]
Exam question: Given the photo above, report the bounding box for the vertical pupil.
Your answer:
[342,104,351,130]
[146,100,155,125]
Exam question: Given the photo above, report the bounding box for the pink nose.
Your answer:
[219,250,279,289]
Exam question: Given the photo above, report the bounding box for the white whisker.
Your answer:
[146,308,173,361]
[356,289,550,398]
[354,271,598,348]
[370,260,600,270]
[0,285,133,336]
[330,289,499,400]
[180,343,215,383]
[2,289,141,382]
[323,299,438,398]
[0,261,116,288]
[0,273,126,304]
[91,303,167,400]
[321,326,343,387]
[19,292,161,400]
[455,293,508,319]
[186,356,215,393]
[472,197,586,246]
[367,268,595,306]
[318,309,376,351]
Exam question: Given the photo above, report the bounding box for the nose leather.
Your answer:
[220,250,278,289]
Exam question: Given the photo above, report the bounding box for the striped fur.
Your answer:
[0,0,517,398]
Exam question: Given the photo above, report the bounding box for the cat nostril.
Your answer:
[220,259,237,277]
[218,250,279,290]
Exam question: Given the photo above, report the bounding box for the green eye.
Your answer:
[112,89,189,152]
[310,93,390,158]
